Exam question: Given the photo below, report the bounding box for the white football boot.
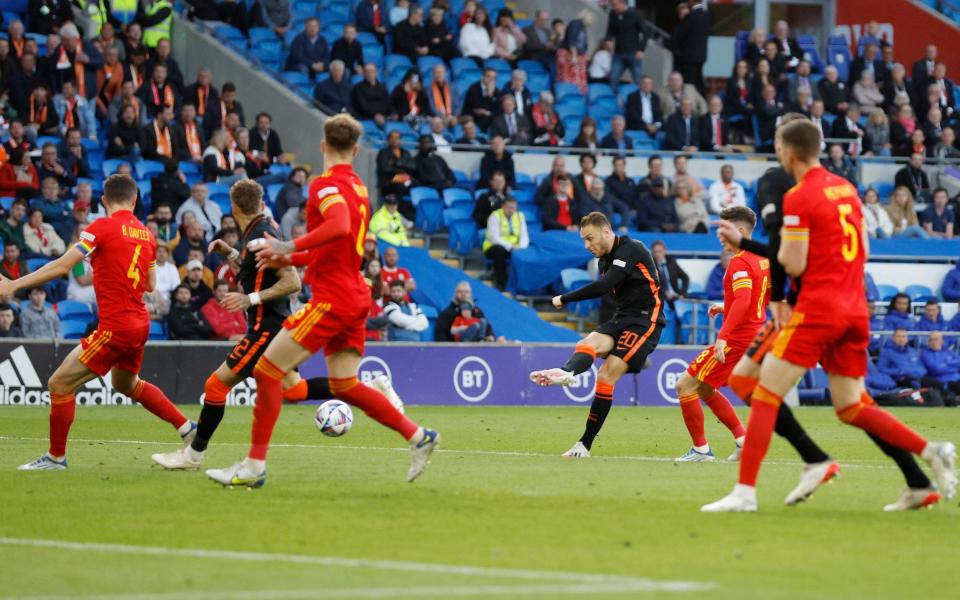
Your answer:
[562,441,591,458]
[17,454,68,471]
[883,487,942,511]
[372,374,405,414]
[921,442,957,500]
[701,484,758,512]
[784,460,841,506]
[529,368,576,386]
[407,428,441,482]
[152,449,202,471]
[206,462,266,488]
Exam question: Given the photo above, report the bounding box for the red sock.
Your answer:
[728,373,758,404]
[48,392,76,457]
[705,391,746,438]
[330,377,419,440]
[282,379,308,402]
[130,380,188,429]
[250,357,285,460]
[678,392,707,447]
[838,399,927,455]
[738,385,782,486]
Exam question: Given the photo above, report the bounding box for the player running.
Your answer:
[702,119,957,512]
[716,114,947,511]
[4,174,196,471]
[674,207,764,463]
[205,114,439,487]
[150,180,404,471]
[529,212,664,458]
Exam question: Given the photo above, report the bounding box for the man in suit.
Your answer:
[788,60,820,106]
[671,2,710,95]
[818,65,849,116]
[650,240,689,310]
[755,84,783,153]
[699,95,732,152]
[463,68,500,132]
[599,115,634,155]
[143,105,189,162]
[522,10,555,68]
[625,75,663,136]
[183,68,219,128]
[832,103,871,156]
[912,44,938,98]
[772,20,803,72]
[499,70,533,120]
[927,62,956,121]
[489,95,532,145]
[849,42,886,87]
[664,97,700,152]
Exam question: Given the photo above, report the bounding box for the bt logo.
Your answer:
[657,358,689,404]
[563,365,599,403]
[358,356,392,384]
[453,356,493,403]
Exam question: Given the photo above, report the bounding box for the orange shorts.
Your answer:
[772,311,868,377]
[283,300,367,356]
[79,326,149,376]
[687,342,747,389]
[745,321,778,365]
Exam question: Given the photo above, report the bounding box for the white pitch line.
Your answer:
[0,435,891,469]
[0,538,711,595]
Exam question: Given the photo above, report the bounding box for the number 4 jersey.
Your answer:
[781,166,867,319]
[75,209,155,331]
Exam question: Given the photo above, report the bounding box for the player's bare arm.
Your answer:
[208,239,241,263]
[144,263,156,293]
[0,247,85,296]
[777,232,808,276]
[221,266,301,312]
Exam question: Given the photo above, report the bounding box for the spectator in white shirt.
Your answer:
[154,244,181,300]
[175,183,223,238]
[428,116,451,153]
[588,39,613,83]
[708,164,746,214]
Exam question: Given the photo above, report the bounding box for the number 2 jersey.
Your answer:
[781,166,867,318]
[237,214,290,332]
[75,210,155,331]
[716,251,770,348]
[302,163,371,308]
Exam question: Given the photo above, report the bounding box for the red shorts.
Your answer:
[283,300,367,356]
[687,342,747,389]
[772,311,868,377]
[79,325,149,376]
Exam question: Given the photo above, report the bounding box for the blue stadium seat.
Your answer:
[519,205,540,224]
[527,72,550,95]
[588,102,618,122]
[355,31,379,46]
[61,320,89,340]
[410,186,440,207]
[386,54,413,74]
[212,24,246,44]
[283,71,311,86]
[0,197,14,212]
[442,188,473,207]
[266,183,285,205]
[149,321,167,340]
[56,300,94,320]
[443,207,473,228]
[905,284,935,302]
[211,193,232,215]
[179,161,200,175]
[554,82,581,102]
[417,55,444,77]
[204,182,230,197]
[587,83,614,103]
[877,284,900,301]
[448,219,479,255]
[867,181,895,200]
[363,44,384,68]
[135,160,165,180]
[484,58,511,75]
[415,197,445,233]
[248,27,277,47]
[517,59,546,74]
[101,159,131,177]
[26,257,51,272]
[512,188,534,203]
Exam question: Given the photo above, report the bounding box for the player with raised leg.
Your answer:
[674,207,764,463]
[4,175,196,471]
[529,212,664,458]
[702,119,957,512]
[205,114,438,487]
[150,180,405,471]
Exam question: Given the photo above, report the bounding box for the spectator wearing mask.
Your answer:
[921,332,960,397]
[368,195,410,246]
[379,279,429,341]
[917,300,946,332]
[435,281,497,342]
[168,284,213,340]
[708,164,746,214]
[862,188,894,239]
[479,136,515,189]
[201,279,248,341]
[314,59,353,114]
[285,17,328,78]
[705,250,732,300]
[884,293,916,331]
[0,303,23,338]
[919,188,955,240]
[20,287,60,339]
[24,207,66,258]
[651,240,689,309]
[413,135,455,192]
[635,176,679,232]
[539,175,579,234]
[878,328,929,388]
[942,261,960,302]
[483,196,529,290]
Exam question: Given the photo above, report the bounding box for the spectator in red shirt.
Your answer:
[450,302,488,341]
[380,245,416,297]
[0,241,29,301]
[201,279,247,341]
[0,148,39,200]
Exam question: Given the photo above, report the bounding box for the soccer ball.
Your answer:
[315,400,353,437]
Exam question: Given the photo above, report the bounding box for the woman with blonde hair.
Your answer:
[885,186,930,238]
[674,178,709,233]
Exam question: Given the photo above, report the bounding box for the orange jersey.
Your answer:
[781,166,867,317]
[75,210,156,330]
[717,251,770,346]
[302,163,371,305]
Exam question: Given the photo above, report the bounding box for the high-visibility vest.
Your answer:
[482,208,522,252]
[143,1,172,48]
[111,0,138,25]
[76,0,110,35]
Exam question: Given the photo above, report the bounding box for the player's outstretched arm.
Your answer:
[778,227,808,277]
[0,248,84,297]
[556,268,629,306]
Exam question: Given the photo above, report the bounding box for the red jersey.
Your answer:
[782,166,867,317]
[75,210,155,330]
[302,163,371,305]
[717,251,770,347]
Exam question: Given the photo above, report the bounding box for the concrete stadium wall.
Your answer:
[170,15,378,199]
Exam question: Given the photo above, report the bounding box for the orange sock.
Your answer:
[282,379,308,402]
[48,392,75,458]
[678,392,707,447]
[738,385,782,486]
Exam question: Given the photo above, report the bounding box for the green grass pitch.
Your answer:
[1,405,958,599]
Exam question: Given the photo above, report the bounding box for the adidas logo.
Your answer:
[200,377,258,407]
[0,345,132,406]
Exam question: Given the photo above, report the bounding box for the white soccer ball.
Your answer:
[315,400,353,437]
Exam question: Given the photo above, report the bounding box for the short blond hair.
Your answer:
[230,179,263,215]
[323,113,363,153]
